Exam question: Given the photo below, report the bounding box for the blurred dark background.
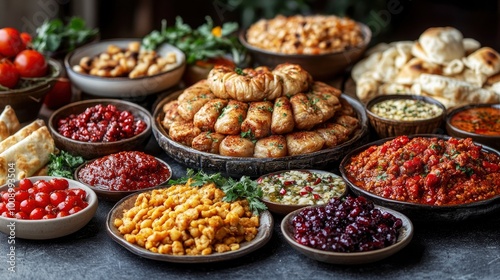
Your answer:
[0,0,499,49]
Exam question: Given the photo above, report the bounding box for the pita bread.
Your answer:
[463,47,500,76]
[0,126,55,185]
[442,59,465,76]
[417,74,499,104]
[395,58,442,85]
[417,27,465,65]
[378,83,412,95]
[452,68,487,87]
[463,38,481,55]
[0,106,21,141]
[351,52,382,82]
[0,119,45,154]
[356,72,380,102]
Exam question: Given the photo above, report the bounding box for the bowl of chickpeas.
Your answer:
[239,15,371,81]
[64,38,186,97]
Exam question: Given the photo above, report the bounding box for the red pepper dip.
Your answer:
[57,104,147,142]
[345,136,500,206]
[77,151,170,191]
[450,107,500,136]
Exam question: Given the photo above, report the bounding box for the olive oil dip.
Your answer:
[370,99,443,121]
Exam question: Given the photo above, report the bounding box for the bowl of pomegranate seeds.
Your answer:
[48,99,152,159]
[281,196,413,264]
[0,176,98,240]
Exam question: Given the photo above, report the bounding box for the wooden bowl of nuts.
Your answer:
[64,38,186,97]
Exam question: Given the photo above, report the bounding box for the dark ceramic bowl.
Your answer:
[74,155,172,201]
[339,134,500,222]
[152,91,369,178]
[239,23,371,81]
[281,204,413,265]
[0,58,61,123]
[366,94,446,138]
[48,99,152,159]
[446,103,500,151]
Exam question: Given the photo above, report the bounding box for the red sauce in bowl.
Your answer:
[345,136,500,206]
[77,151,170,191]
[450,107,500,136]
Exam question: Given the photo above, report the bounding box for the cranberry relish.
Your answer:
[57,104,147,142]
[291,196,402,252]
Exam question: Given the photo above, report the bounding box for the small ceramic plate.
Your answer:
[106,191,274,263]
[256,169,348,215]
[281,205,413,265]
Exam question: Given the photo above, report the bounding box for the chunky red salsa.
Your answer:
[77,151,170,191]
[345,136,500,206]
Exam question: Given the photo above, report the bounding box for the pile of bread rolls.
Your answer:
[160,63,360,158]
[0,106,55,185]
[352,26,500,108]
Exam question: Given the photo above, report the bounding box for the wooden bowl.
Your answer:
[366,94,446,138]
[0,58,61,123]
[239,22,371,81]
[48,99,152,159]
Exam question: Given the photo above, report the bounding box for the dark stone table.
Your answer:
[1,133,500,280]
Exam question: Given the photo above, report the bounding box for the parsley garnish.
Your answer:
[169,169,267,215]
[47,150,85,179]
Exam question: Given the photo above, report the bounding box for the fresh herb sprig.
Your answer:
[33,17,98,53]
[47,150,85,179]
[142,16,246,65]
[169,169,267,215]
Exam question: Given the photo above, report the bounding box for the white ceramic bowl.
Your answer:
[65,38,186,97]
[0,176,98,240]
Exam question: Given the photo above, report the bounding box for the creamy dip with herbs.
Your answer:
[370,99,443,121]
[256,170,346,206]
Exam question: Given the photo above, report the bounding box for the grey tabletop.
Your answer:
[2,85,500,280]
[1,133,500,280]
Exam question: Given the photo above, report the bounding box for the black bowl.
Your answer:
[339,134,500,222]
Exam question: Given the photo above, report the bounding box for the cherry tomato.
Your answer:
[65,195,78,208]
[0,202,7,214]
[45,204,56,215]
[20,199,37,214]
[57,201,72,212]
[50,191,67,206]
[14,49,47,77]
[50,178,69,191]
[27,187,37,197]
[56,211,69,218]
[42,213,56,219]
[34,192,50,207]
[15,212,29,219]
[44,77,73,110]
[18,178,33,190]
[0,58,19,88]
[1,211,13,218]
[0,27,24,57]
[20,32,32,46]
[29,208,45,220]
[70,188,87,200]
[14,190,29,202]
[69,206,82,215]
[1,191,10,203]
[35,180,53,194]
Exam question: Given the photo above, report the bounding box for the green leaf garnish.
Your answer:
[47,150,85,179]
